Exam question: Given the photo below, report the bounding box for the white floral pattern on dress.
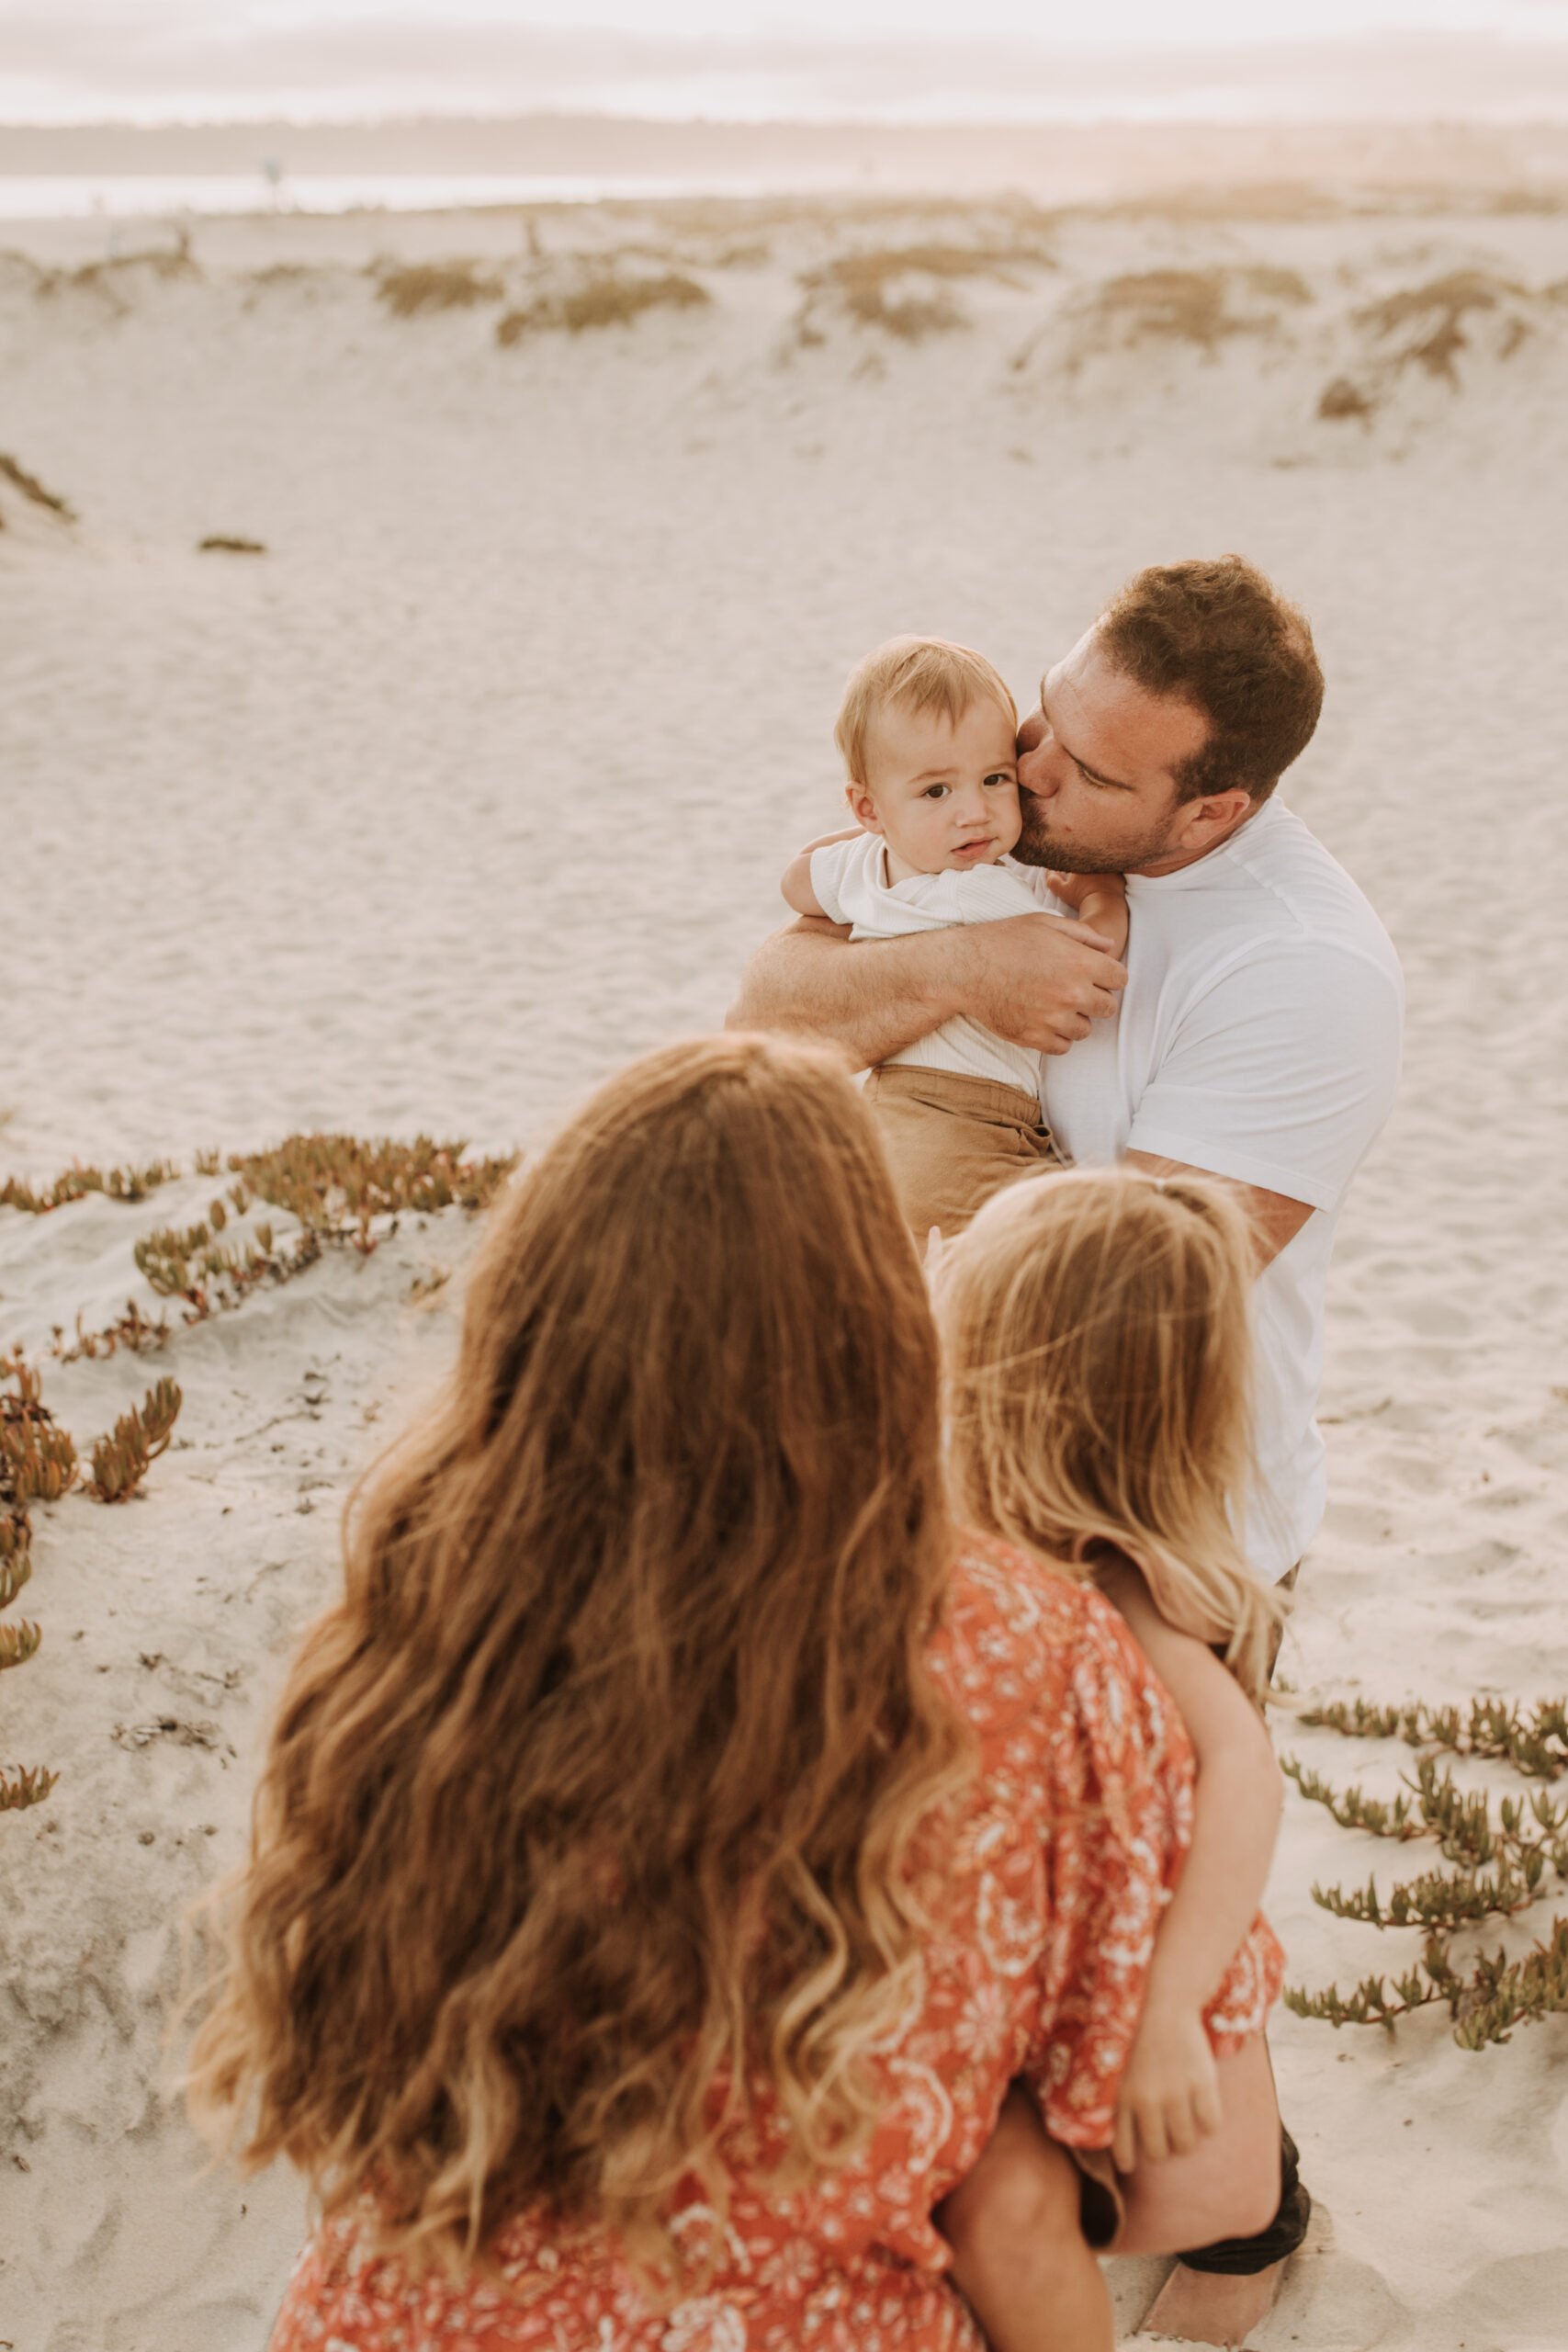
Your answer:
[270,1535,1282,2352]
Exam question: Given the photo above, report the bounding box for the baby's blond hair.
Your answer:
[937,1166,1287,1702]
[834,636,1018,790]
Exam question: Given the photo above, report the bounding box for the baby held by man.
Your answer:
[782,636,1127,1243]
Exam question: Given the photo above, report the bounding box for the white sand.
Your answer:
[1,187,1567,2349]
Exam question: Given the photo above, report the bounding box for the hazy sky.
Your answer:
[15,0,1566,38]
[6,0,1568,124]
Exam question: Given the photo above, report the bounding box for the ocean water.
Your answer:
[0,173,784,222]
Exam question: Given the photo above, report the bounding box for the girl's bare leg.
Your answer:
[1114,2036,1280,2256]
[1115,2036,1284,2348]
[1135,2261,1283,2350]
[936,2086,1113,2352]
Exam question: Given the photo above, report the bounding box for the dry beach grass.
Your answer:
[1,181,1567,2347]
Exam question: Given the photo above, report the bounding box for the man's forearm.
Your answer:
[729,910,1126,1062]
[1123,1152,1314,1270]
[727,919,958,1070]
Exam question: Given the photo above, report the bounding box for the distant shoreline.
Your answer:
[5,116,1568,209]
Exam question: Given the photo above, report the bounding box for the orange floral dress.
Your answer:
[269,1535,1282,2352]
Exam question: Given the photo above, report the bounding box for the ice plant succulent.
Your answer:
[0,1158,177,1215]
[0,1361,63,1813]
[1284,1694,1568,2049]
[85,1377,183,1504]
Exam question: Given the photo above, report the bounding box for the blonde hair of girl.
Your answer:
[184,1034,972,2288]
[937,1165,1286,1702]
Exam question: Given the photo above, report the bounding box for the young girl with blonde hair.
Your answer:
[933,1165,1291,2344]
[187,1038,1282,2352]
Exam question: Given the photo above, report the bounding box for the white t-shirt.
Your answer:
[1040,797,1404,1583]
[811,833,1053,1098]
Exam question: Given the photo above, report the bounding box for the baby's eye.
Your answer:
[982,771,1016,790]
[920,783,952,800]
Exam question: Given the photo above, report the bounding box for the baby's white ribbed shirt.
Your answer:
[809,833,1058,1099]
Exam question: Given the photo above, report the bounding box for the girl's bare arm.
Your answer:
[1095,1560,1283,2171]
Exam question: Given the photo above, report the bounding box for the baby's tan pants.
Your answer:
[861,1066,1068,1240]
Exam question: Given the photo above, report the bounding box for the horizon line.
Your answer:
[9,107,1568,130]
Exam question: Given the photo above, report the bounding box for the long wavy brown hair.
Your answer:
[938,1167,1285,1701]
[186,1034,968,2281]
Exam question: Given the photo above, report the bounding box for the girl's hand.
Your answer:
[1111,1999,1223,2172]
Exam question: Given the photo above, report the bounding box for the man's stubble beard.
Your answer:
[1011,791,1178,876]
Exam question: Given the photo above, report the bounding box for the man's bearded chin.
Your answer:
[1012,794,1168,875]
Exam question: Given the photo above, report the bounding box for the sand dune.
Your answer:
[2,189,1567,2348]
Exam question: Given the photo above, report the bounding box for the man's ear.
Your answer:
[846,783,884,834]
[1170,787,1254,848]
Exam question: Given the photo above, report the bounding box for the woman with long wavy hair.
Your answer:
[188,1034,1282,2352]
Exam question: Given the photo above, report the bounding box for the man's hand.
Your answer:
[728,910,1126,1070]
[945,910,1126,1056]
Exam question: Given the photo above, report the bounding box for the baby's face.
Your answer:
[852,696,1021,877]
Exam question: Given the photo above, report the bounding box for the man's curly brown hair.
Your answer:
[1097,554,1324,805]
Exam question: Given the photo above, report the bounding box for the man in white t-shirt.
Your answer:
[730,553,1403,2338]
[1025,745,1403,1589]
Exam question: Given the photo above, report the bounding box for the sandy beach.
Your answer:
[3,177,1568,2348]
